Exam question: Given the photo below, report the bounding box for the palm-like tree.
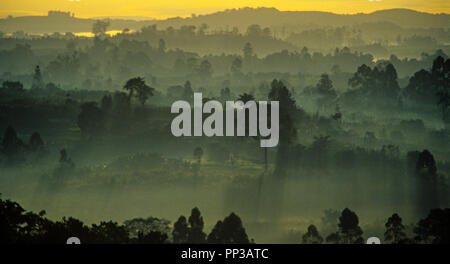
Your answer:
[123,77,155,106]
[237,93,255,103]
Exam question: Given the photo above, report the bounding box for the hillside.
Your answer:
[0,8,448,34]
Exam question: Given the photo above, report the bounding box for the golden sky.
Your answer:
[1,0,449,18]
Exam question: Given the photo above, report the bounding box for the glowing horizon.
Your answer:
[1,0,449,19]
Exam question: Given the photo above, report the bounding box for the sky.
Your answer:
[1,0,449,19]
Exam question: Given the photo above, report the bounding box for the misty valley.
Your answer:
[0,8,449,244]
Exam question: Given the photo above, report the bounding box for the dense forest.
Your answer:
[0,8,449,243]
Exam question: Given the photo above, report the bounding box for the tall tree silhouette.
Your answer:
[187,207,206,243]
[172,216,189,243]
[302,225,323,244]
[327,208,363,244]
[384,213,407,244]
[207,213,250,244]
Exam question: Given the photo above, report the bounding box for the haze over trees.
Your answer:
[0,7,449,244]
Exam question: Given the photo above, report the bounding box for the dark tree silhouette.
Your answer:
[302,225,323,244]
[31,65,43,90]
[135,231,168,244]
[348,63,400,105]
[316,73,336,97]
[384,213,407,244]
[404,56,450,124]
[29,132,44,151]
[238,93,255,103]
[59,148,74,168]
[123,217,171,240]
[90,221,129,244]
[268,79,297,179]
[207,212,250,244]
[123,77,154,106]
[172,216,189,243]
[2,81,24,92]
[187,207,206,243]
[327,208,364,244]
[414,208,450,244]
[1,126,24,159]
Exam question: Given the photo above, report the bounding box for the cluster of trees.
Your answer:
[77,77,154,138]
[2,194,449,244]
[404,56,450,124]
[2,29,446,94]
[0,196,250,244]
[302,207,450,244]
[0,126,45,165]
[172,208,250,244]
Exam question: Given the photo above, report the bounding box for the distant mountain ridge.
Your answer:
[0,7,448,34]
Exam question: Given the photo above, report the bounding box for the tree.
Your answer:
[29,132,44,151]
[123,217,171,240]
[198,60,212,79]
[92,20,110,36]
[327,208,364,244]
[268,79,297,179]
[238,93,255,103]
[405,56,449,124]
[384,213,407,244]
[2,81,24,93]
[338,208,364,244]
[31,65,44,89]
[268,79,296,144]
[0,196,28,243]
[348,63,400,104]
[246,24,262,38]
[1,126,24,159]
[316,73,336,98]
[172,216,189,243]
[59,148,74,168]
[90,221,129,244]
[414,208,450,244]
[207,213,250,244]
[302,225,323,244]
[123,77,155,106]
[187,207,206,243]
[268,79,297,178]
[135,231,168,244]
[432,56,450,124]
